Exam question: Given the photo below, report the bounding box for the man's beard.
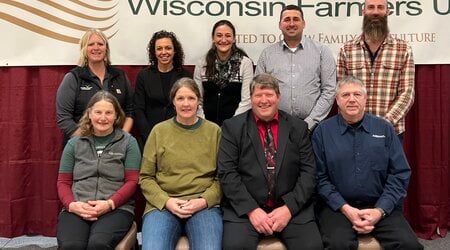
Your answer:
[363,14,389,42]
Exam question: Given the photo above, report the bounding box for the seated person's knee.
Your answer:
[222,237,257,250]
[87,233,115,249]
[397,239,424,250]
[58,240,87,250]
[323,235,357,250]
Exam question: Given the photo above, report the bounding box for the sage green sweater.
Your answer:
[139,118,222,215]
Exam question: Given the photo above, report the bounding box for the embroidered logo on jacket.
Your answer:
[107,152,124,156]
[80,85,93,91]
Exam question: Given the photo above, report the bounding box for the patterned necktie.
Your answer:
[264,122,276,208]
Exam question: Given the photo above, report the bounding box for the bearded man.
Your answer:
[337,0,415,143]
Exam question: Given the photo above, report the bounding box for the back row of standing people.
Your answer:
[56,8,335,146]
[56,2,413,145]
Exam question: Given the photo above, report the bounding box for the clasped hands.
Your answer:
[165,198,207,219]
[69,199,114,221]
[340,204,384,234]
[248,205,292,236]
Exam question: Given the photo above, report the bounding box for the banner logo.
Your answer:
[0,0,119,43]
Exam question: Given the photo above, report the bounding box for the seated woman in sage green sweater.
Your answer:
[139,77,222,250]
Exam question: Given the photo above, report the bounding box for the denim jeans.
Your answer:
[141,208,222,250]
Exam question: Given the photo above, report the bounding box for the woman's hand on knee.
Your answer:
[179,198,207,214]
[87,200,113,216]
[68,201,98,220]
[165,198,193,218]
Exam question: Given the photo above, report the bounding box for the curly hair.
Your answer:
[147,30,185,71]
[78,91,125,136]
[77,29,111,67]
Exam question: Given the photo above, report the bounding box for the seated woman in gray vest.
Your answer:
[56,91,141,249]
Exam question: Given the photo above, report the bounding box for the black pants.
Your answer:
[317,205,423,250]
[57,209,133,249]
[222,219,323,250]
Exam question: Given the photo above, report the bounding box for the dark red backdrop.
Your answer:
[0,65,448,240]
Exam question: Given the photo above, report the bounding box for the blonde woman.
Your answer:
[56,29,134,146]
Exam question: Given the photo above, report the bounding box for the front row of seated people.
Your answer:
[57,75,422,249]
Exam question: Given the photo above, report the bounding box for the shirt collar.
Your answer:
[254,112,279,125]
[172,116,203,130]
[337,113,371,135]
[87,66,110,80]
[281,37,304,52]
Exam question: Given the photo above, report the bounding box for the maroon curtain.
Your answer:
[403,65,450,239]
[0,65,448,239]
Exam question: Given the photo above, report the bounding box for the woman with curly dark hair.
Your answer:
[134,30,192,147]
[194,20,253,125]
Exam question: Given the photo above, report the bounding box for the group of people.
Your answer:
[55,0,422,249]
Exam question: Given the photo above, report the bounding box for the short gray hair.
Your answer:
[336,75,367,95]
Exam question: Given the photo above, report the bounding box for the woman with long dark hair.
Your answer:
[194,20,253,125]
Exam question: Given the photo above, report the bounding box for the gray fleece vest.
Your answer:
[72,130,134,214]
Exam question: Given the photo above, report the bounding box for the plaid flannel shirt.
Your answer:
[337,34,415,134]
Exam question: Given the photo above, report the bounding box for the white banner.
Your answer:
[1,0,449,66]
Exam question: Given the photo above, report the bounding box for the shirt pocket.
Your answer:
[346,61,365,70]
[382,60,403,70]
[380,60,403,83]
[367,146,389,172]
[345,61,365,78]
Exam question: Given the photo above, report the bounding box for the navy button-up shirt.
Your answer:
[312,113,411,214]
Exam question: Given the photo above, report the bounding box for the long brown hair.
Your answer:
[204,20,248,78]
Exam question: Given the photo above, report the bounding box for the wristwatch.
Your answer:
[375,207,386,218]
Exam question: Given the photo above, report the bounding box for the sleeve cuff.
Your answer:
[304,117,316,130]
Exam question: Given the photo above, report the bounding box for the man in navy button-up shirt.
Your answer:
[312,75,422,249]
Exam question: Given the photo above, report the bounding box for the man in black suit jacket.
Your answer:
[218,73,323,250]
